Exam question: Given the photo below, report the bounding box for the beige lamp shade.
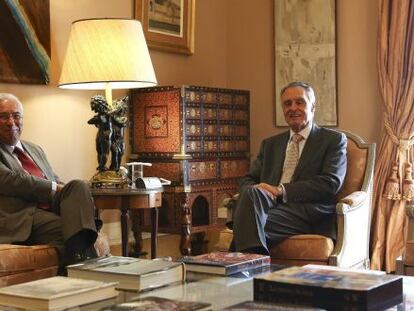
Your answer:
[59,18,157,90]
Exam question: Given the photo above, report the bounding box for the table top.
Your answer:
[91,187,163,196]
[126,272,414,310]
[2,270,413,310]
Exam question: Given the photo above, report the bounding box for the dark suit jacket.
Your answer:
[0,140,60,243]
[239,124,347,239]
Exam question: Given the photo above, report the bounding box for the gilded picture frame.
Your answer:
[274,0,337,126]
[134,0,195,55]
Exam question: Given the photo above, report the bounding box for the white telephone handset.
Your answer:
[126,162,171,189]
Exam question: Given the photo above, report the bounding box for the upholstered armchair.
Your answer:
[221,131,375,269]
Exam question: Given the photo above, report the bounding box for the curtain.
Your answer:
[371,0,414,272]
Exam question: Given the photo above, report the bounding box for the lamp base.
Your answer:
[90,170,129,189]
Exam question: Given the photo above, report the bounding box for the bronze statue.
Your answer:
[109,96,128,171]
[88,95,112,172]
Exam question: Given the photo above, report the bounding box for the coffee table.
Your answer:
[124,273,414,310]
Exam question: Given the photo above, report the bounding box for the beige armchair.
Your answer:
[222,131,375,269]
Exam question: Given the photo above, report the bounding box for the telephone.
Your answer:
[126,162,171,190]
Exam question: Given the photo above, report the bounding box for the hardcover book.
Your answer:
[181,251,271,276]
[67,256,185,291]
[254,266,403,311]
[220,300,326,310]
[0,276,117,311]
[100,296,211,310]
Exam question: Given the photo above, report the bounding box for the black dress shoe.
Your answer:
[241,246,269,255]
[95,218,103,232]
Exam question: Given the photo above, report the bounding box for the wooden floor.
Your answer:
[110,229,226,259]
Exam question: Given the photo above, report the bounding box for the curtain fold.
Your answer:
[371,0,414,272]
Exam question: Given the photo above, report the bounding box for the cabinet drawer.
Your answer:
[188,161,217,181]
[220,159,249,179]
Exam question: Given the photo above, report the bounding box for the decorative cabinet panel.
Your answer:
[130,85,250,255]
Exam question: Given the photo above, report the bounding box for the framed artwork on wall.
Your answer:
[134,0,195,55]
[0,0,50,84]
[274,0,337,126]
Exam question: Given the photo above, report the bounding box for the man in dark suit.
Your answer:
[0,93,98,265]
[233,82,347,254]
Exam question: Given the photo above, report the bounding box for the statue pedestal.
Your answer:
[90,170,128,189]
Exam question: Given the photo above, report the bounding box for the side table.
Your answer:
[91,188,163,258]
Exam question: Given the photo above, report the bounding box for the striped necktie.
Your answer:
[280,133,303,184]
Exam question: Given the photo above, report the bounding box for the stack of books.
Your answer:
[253,265,403,310]
[0,276,118,310]
[181,251,271,276]
[67,256,185,291]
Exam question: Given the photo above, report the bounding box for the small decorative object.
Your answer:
[383,162,401,200]
[88,95,130,188]
[134,0,195,55]
[403,163,414,201]
[59,18,157,188]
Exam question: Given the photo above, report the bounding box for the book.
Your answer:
[220,300,326,310]
[304,264,386,275]
[181,251,271,276]
[0,276,117,311]
[100,296,211,310]
[67,256,185,291]
[253,266,403,311]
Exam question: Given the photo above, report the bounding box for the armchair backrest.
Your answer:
[336,131,376,200]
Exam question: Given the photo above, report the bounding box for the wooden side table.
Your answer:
[91,188,163,258]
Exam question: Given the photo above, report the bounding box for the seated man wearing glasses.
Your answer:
[0,93,99,267]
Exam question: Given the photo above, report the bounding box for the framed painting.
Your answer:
[0,0,51,84]
[134,0,195,55]
[274,0,337,126]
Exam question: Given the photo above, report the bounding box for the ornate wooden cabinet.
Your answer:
[130,85,250,255]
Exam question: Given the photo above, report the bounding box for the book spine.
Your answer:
[253,279,370,311]
[226,257,271,275]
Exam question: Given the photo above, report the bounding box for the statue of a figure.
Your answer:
[109,96,128,171]
[88,95,112,172]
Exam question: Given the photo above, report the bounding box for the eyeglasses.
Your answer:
[0,113,23,122]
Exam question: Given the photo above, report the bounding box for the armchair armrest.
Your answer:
[337,191,367,213]
[331,190,370,268]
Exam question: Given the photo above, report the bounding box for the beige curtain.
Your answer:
[371,0,414,272]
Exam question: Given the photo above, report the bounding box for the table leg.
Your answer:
[120,205,129,257]
[129,210,147,257]
[151,207,159,259]
[178,193,191,255]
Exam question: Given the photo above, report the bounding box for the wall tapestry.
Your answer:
[0,0,51,84]
[274,0,337,126]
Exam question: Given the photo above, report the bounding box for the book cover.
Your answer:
[0,276,117,311]
[67,256,185,291]
[254,266,403,310]
[220,300,326,310]
[100,296,211,310]
[181,252,271,276]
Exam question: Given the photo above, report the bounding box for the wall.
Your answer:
[227,0,382,158]
[0,0,228,182]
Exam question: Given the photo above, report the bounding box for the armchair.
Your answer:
[223,131,375,269]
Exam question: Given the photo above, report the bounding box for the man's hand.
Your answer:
[254,183,282,200]
[56,184,64,193]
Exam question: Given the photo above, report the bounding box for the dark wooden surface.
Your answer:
[92,187,163,258]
